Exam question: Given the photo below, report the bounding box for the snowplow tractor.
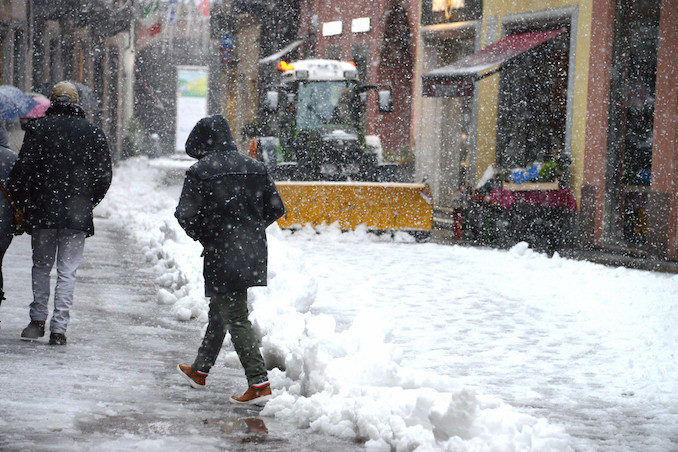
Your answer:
[275,127,380,182]
[252,59,432,234]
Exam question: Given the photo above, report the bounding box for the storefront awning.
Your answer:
[422,28,566,97]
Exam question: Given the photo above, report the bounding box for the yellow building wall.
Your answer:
[474,0,592,204]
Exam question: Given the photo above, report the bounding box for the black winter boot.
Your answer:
[21,320,46,341]
[49,332,67,345]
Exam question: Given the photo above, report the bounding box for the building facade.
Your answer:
[414,0,676,261]
[414,0,592,223]
[134,0,212,154]
[296,0,418,163]
[581,0,677,259]
[0,0,29,92]
[0,0,134,160]
[208,0,300,151]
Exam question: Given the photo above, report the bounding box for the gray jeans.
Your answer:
[193,291,268,386]
[30,229,86,334]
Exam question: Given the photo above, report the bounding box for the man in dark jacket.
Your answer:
[0,121,17,307]
[175,115,285,406]
[8,81,112,345]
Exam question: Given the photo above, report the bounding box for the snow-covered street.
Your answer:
[285,229,678,450]
[3,0,677,449]
[2,158,676,451]
[0,220,361,450]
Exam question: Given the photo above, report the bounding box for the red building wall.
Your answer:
[297,0,418,161]
[651,0,678,257]
[582,0,615,245]
[583,0,677,258]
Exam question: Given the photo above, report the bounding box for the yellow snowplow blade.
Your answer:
[275,181,432,231]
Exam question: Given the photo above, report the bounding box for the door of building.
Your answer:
[426,34,475,208]
[108,47,119,158]
[605,0,660,247]
[439,37,475,201]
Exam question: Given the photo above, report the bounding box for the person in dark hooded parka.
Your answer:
[0,121,17,306]
[7,81,112,345]
[175,115,285,406]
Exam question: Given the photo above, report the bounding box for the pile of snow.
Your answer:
[261,310,570,450]
[97,158,573,450]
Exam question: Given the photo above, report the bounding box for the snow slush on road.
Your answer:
[96,158,677,451]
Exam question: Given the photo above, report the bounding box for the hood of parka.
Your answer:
[185,115,238,159]
[45,102,86,118]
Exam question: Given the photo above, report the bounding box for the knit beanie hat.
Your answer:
[50,81,79,104]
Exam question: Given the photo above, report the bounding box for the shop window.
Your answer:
[351,44,368,83]
[613,1,659,188]
[12,28,24,88]
[435,35,475,195]
[49,38,61,82]
[0,28,6,85]
[324,46,341,60]
[421,0,481,25]
[496,24,570,170]
[62,37,73,80]
[606,0,660,246]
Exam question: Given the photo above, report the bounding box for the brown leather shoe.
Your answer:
[177,363,207,389]
[229,382,272,406]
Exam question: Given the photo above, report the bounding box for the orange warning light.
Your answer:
[278,60,294,71]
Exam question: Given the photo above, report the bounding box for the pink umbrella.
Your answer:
[22,93,50,119]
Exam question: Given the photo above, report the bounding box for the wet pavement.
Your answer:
[0,219,363,451]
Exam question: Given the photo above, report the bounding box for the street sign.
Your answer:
[221,34,235,63]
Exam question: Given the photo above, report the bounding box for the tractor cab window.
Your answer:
[296,81,358,130]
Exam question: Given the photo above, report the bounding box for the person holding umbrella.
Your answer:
[0,86,38,294]
[0,85,39,151]
[0,120,17,308]
[0,85,37,122]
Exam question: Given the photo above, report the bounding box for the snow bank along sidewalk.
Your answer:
[96,158,574,450]
[284,228,678,450]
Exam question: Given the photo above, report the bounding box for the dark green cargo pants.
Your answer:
[192,290,268,386]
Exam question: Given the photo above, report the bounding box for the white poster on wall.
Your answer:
[176,66,208,152]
